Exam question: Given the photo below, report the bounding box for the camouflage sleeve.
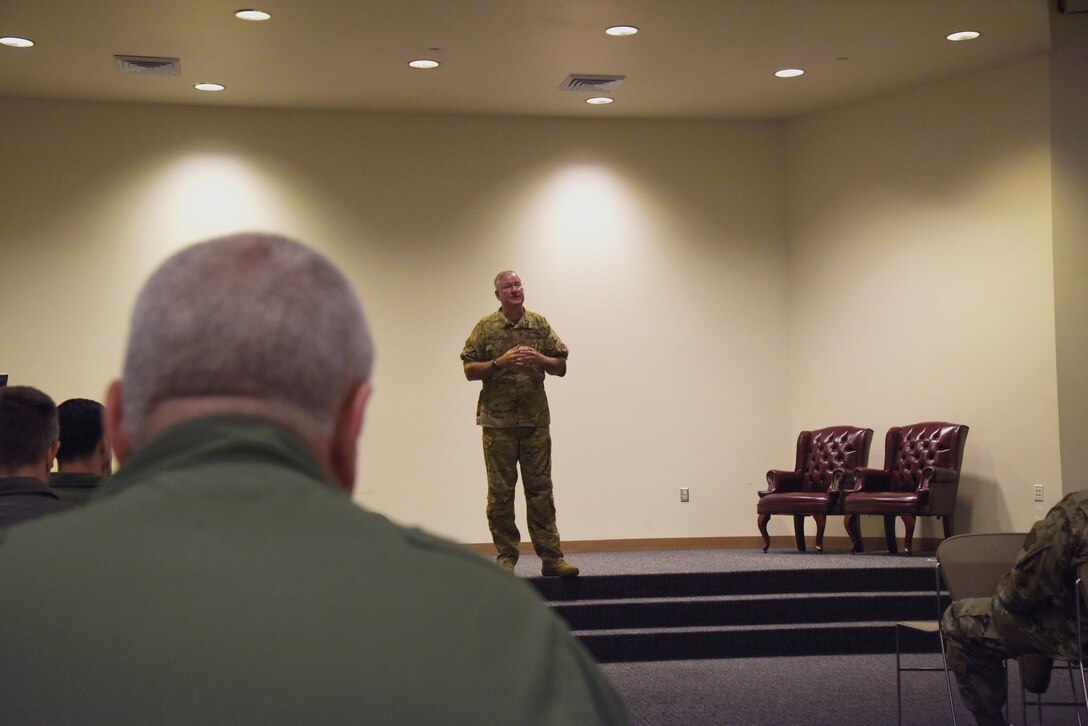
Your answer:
[997,502,1077,612]
[542,320,569,359]
[460,323,484,363]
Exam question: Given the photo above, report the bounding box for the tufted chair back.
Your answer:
[884,422,968,493]
[798,426,873,493]
[758,425,873,553]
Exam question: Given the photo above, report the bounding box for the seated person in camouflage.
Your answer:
[0,386,71,528]
[0,234,627,725]
[461,270,579,577]
[49,398,112,505]
[942,490,1088,726]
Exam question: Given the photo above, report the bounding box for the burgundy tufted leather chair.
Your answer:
[756,426,873,553]
[842,422,969,555]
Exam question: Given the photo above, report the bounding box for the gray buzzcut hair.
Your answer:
[493,270,518,290]
[122,232,373,443]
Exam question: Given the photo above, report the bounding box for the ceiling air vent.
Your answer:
[114,55,181,76]
[559,74,625,93]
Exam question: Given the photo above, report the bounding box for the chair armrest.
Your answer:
[827,468,856,501]
[760,470,802,496]
[916,466,959,494]
[920,466,960,512]
[924,466,958,484]
[849,467,891,493]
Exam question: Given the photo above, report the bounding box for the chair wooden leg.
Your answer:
[757,514,771,553]
[813,514,826,553]
[942,515,954,539]
[901,514,917,556]
[792,515,807,552]
[845,514,863,553]
[883,515,899,554]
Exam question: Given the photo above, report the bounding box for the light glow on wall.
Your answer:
[137,152,297,245]
[511,162,658,279]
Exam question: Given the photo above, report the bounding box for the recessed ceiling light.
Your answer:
[946,30,980,42]
[408,59,440,69]
[586,96,614,105]
[0,36,35,48]
[234,9,271,21]
[194,83,225,92]
[605,25,639,36]
[774,68,805,78]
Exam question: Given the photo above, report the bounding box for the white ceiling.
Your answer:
[0,0,1051,120]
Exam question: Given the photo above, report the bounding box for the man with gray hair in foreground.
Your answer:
[0,233,628,725]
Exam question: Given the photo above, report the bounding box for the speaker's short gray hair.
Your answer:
[493,270,518,290]
[122,233,373,443]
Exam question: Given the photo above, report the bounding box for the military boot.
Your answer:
[496,556,516,573]
[541,559,579,577]
[1019,653,1053,694]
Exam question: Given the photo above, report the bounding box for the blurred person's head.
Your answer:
[106,232,374,492]
[0,386,60,482]
[56,398,112,477]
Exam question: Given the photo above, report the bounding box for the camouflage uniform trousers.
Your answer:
[482,426,564,563]
[942,596,1076,725]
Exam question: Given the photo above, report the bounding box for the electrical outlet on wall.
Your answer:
[1034,484,1045,502]
[680,488,689,503]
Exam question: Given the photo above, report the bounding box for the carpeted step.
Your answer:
[574,621,943,663]
[528,561,948,663]
[551,591,949,631]
[530,566,938,601]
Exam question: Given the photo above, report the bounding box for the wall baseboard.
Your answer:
[462,535,945,555]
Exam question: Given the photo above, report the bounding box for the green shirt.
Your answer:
[0,416,627,725]
[461,309,569,427]
[49,470,103,506]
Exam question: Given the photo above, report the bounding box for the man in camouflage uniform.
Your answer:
[942,490,1088,725]
[461,270,578,577]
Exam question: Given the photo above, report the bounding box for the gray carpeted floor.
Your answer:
[601,653,1088,725]
[603,653,969,726]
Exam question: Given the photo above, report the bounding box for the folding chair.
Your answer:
[896,533,1027,726]
[1018,561,1088,724]
[895,558,950,726]
[1082,565,1088,709]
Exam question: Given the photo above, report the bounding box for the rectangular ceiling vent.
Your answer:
[559,74,625,93]
[114,55,181,76]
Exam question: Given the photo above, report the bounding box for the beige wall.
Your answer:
[785,57,1059,540]
[0,50,1065,545]
[1050,5,1088,497]
[0,99,789,543]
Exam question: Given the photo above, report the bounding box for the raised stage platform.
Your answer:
[507,548,947,663]
[511,548,1086,725]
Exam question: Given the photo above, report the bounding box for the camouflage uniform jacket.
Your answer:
[461,308,569,427]
[993,489,1088,651]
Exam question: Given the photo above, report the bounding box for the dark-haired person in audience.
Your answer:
[0,232,628,725]
[50,397,112,506]
[0,386,71,528]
